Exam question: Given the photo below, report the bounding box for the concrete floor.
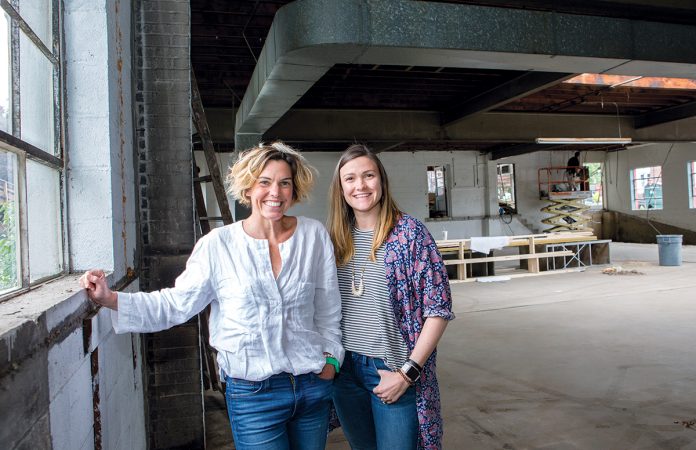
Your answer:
[208,242,696,449]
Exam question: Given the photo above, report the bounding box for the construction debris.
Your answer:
[674,419,696,429]
[601,266,645,276]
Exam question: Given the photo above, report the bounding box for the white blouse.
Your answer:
[112,216,344,381]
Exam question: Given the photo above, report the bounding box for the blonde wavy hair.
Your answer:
[327,144,402,266]
[226,142,315,206]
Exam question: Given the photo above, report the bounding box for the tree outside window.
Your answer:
[583,163,603,209]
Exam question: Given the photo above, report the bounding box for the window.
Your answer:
[630,166,662,211]
[0,1,63,296]
[427,166,449,218]
[496,163,516,211]
[583,162,603,209]
[689,161,696,209]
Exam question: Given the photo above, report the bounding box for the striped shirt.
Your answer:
[337,227,409,369]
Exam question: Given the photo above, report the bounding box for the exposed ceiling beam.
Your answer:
[236,0,696,147]
[441,71,575,126]
[267,109,696,143]
[634,101,696,129]
[490,143,547,160]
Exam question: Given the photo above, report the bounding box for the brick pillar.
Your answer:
[133,1,204,448]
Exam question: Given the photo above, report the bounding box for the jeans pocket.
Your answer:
[226,377,264,398]
[311,372,335,384]
[370,357,391,372]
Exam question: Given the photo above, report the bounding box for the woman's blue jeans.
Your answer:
[225,372,333,450]
[333,351,418,450]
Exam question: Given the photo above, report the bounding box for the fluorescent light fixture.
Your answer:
[535,137,632,145]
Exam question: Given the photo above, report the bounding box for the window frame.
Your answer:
[0,0,65,300]
[630,166,663,211]
[427,165,450,219]
[496,163,517,212]
[689,161,696,209]
[583,162,604,209]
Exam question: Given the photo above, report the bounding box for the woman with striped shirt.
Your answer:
[327,144,454,450]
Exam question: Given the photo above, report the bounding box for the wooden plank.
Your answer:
[437,233,597,253]
[444,250,574,265]
[528,236,539,273]
[458,241,466,281]
[449,267,585,284]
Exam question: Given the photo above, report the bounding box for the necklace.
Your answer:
[351,256,367,297]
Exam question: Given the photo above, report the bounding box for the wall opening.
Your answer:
[427,165,449,218]
[496,163,516,212]
[584,162,603,209]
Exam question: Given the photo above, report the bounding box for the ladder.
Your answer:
[191,69,234,393]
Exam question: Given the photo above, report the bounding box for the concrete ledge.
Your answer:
[0,274,104,375]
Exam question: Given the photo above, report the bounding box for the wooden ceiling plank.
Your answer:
[441,72,575,126]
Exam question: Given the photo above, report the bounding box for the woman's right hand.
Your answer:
[79,270,118,310]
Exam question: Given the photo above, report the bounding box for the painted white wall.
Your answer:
[48,283,145,450]
[211,144,695,240]
[47,1,146,449]
[66,0,137,276]
[603,142,696,231]
[283,150,525,239]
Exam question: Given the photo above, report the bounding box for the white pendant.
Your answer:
[351,275,364,296]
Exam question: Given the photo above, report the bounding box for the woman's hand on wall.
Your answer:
[79,269,118,310]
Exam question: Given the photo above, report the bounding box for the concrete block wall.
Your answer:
[1,1,146,450]
[133,0,204,448]
[261,150,506,239]
[603,142,696,233]
[0,279,145,450]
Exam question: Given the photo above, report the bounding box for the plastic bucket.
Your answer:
[656,234,682,266]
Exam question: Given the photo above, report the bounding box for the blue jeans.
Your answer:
[225,372,333,450]
[333,351,418,450]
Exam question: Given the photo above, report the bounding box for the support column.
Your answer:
[133,0,203,448]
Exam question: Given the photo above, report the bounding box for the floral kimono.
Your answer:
[384,214,455,450]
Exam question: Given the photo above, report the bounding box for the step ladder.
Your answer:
[191,69,234,394]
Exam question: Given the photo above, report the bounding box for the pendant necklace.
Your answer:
[351,256,366,297]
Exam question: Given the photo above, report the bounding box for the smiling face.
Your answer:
[246,159,294,222]
[339,156,383,220]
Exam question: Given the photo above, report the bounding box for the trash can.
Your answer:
[656,234,682,266]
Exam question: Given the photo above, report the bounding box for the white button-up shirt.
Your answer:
[112,217,344,381]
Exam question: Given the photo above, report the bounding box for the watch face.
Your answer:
[403,364,420,381]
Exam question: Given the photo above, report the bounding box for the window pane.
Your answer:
[689,161,696,209]
[18,0,52,49]
[0,11,10,134]
[27,159,62,282]
[0,150,20,292]
[583,163,603,209]
[631,166,662,210]
[20,31,55,153]
[496,163,516,210]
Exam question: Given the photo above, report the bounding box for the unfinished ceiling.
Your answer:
[190,0,696,156]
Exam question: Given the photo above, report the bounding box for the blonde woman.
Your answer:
[327,144,454,450]
[80,142,343,450]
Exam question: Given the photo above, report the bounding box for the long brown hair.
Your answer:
[327,144,402,266]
